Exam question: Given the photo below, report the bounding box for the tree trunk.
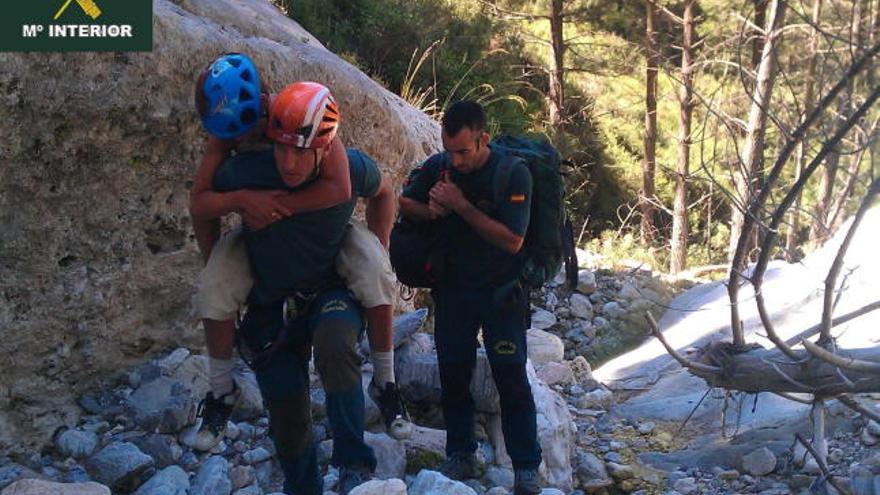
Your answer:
[670,0,696,274]
[728,0,787,262]
[548,0,565,128]
[641,1,659,244]
[752,0,769,71]
[784,0,823,259]
[810,0,866,244]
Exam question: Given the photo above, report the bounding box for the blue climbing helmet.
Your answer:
[195,53,262,139]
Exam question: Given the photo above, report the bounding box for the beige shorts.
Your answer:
[194,221,395,321]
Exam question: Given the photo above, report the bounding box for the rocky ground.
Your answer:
[1,252,878,495]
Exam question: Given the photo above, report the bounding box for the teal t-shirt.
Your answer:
[402,146,532,288]
[213,148,381,303]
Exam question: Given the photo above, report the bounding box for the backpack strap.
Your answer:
[493,153,520,205]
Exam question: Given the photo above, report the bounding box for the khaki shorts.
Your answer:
[194,221,395,321]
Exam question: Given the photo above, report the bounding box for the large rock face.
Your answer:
[0,0,440,453]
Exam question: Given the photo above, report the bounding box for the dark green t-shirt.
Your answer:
[402,146,532,288]
[213,148,381,303]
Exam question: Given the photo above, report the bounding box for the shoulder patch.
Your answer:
[321,300,350,314]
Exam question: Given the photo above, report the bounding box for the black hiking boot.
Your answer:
[368,380,413,440]
[192,383,240,451]
[513,468,542,495]
[439,451,481,480]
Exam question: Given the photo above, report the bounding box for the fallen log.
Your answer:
[687,342,880,395]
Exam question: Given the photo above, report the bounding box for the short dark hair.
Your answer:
[442,100,486,137]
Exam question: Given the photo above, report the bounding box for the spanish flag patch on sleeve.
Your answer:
[509,193,526,203]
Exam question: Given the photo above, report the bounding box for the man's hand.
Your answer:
[429,180,468,213]
[428,199,450,219]
[236,190,293,231]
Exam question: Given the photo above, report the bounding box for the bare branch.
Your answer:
[477,0,550,21]
[755,290,802,360]
[773,392,813,405]
[785,300,880,345]
[795,434,853,495]
[645,312,722,374]
[820,178,880,342]
[837,394,880,422]
[802,339,880,373]
[764,358,814,391]
[645,0,684,24]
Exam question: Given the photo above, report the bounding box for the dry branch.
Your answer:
[795,433,853,495]
[837,394,880,422]
[802,339,880,373]
[785,300,880,345]
[645,312,721,374]
[820,178,880,342]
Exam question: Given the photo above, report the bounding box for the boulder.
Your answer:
[530,309,558,330]
[364,432,406,480]
[1,479,110,495]
[0,0,439,452]
[230,466,255,491]
[132,435,182,469]
[127,376,196,433]
[55,429,99,459]
[569,293,594,320]
[741,447,777,476]
[526,329,565,365]
[132,466,189,495]
[85,442,155,492]
[409,470,476,495]
[349,478,407,495]
[190,456,231,495]
[0,465,43,491]
[574,452,612,492]
[535,361,574,386]
[402,426,447,458]
[577,270,598,294]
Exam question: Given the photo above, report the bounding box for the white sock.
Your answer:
[371,350,395,386]
[209,357,236,397]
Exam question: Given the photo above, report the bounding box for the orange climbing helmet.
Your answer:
[266,82,340,149]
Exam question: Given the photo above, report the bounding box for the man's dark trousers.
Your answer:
[432,280,542,470]
[239,288,377,495]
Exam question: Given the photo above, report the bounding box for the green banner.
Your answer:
[0,0,152,52]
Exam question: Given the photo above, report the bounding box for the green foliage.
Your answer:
[405,449,445,474]
[283,0,875,271]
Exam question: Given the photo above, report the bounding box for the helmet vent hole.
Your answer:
[297,125,313,137]
[240,108,257,124]
[228,57,242,68]
[239,88,254,101]
[240,70,252,82]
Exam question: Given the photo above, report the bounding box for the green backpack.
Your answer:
[491,135,578,289]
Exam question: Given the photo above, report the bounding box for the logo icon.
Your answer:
[54,0,102,21]
[2,0,152,52]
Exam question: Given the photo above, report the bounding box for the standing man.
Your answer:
[398,101,543,495]
[190,55,408,455]
[204,82,394,495]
